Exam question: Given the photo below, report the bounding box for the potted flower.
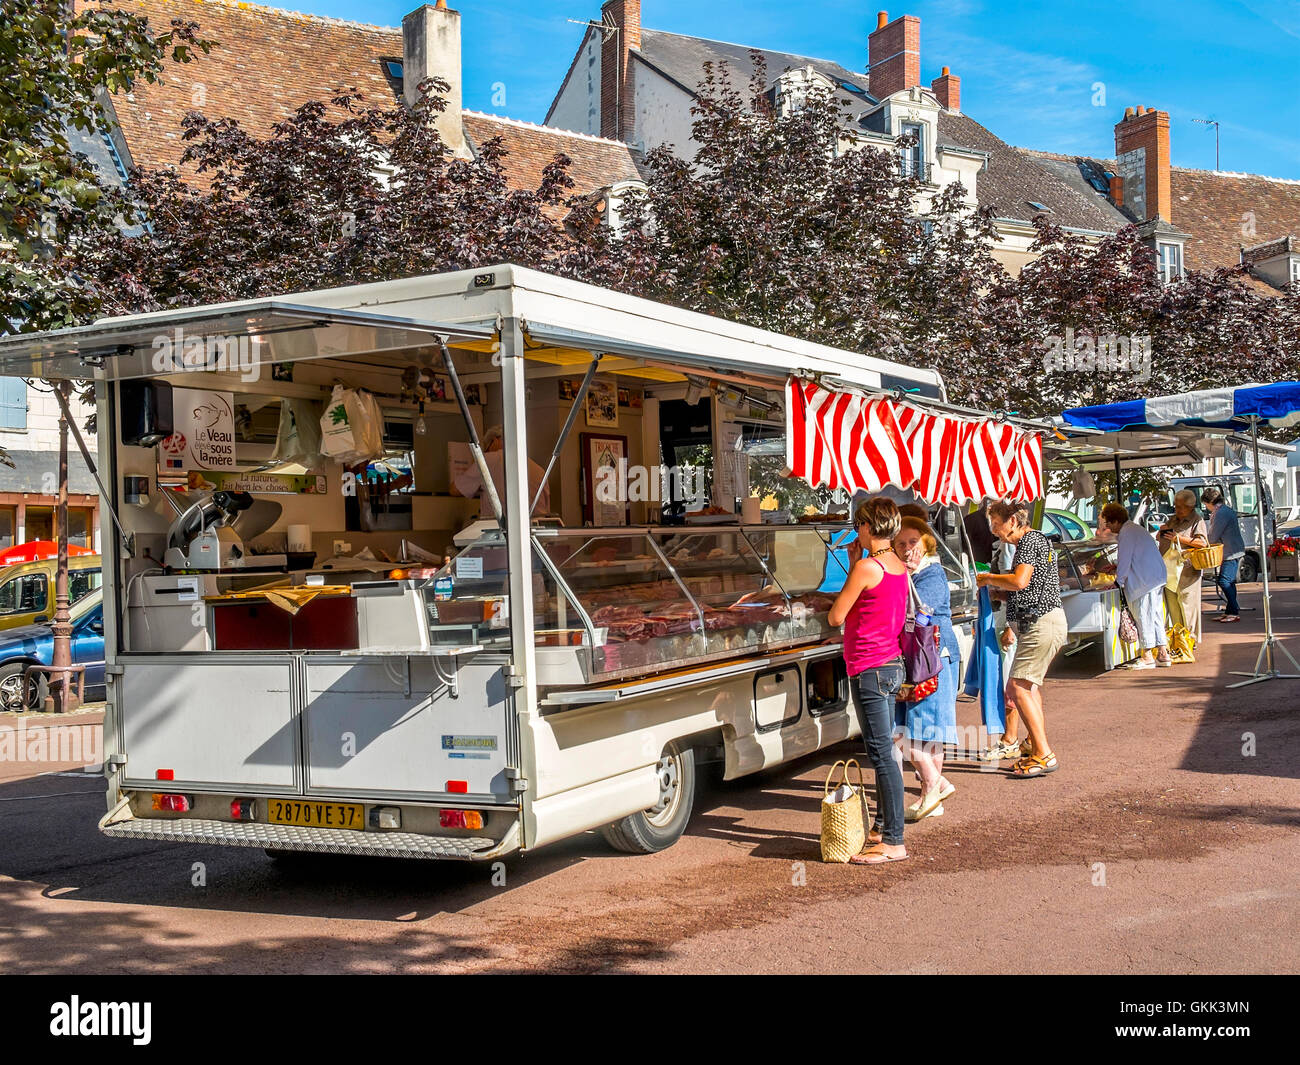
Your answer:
[1269,536,1300,580]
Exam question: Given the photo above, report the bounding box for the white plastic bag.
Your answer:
[320,385,383,466]
[272,397,325,468]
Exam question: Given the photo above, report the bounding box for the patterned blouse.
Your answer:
[1005,529,1063,623]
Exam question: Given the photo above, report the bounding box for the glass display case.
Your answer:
[1056,538,1119,594]
[487,525,855,684]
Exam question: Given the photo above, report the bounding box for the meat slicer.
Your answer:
[162,490,285,570]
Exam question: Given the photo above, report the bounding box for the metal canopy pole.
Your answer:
[532,354,601,515]
[440,340,503,523]
[1228,414,1300,687]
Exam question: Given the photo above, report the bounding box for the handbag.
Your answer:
[1117,589,1139,645]
[900,575,942,685]
[820,759,868,863]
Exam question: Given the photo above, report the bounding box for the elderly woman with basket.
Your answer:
[1157,490,1210,644]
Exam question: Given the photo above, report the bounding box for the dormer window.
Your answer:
[1157,241,1184,284]
[1290,259,1300,285]
[900,122,925,180]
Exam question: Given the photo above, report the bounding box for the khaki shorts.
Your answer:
[1009,608,1068,688]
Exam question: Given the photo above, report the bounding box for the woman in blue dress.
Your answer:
[893,516,958,823]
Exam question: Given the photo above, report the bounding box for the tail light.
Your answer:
[440,809,484,830]
[230,799,255,821]
[152,793,193,812]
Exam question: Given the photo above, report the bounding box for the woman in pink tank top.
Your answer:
[828,497,910,864]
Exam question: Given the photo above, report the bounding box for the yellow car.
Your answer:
[0,555,103,632]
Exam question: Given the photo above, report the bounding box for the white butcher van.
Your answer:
[0,266,986,861]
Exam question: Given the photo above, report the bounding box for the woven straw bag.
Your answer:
[1185,543,1224,571]
[1174,536,1223,572]
[820,759,869,863]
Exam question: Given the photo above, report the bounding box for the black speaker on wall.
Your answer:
[119,379,174,447]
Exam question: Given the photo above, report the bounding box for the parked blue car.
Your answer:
[0,588,104,711]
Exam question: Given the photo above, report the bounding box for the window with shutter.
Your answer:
[0,378,27,430]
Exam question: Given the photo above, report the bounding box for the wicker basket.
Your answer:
[1185,543,1224,571]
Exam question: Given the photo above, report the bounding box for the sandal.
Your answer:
[906,788,945,821]
[849,844,909,865]
[1010,753,1058,778]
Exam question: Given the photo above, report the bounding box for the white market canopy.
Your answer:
[1059,381,1300,689]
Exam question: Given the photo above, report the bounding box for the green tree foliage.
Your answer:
[1,0,209,332]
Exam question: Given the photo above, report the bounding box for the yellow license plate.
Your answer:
[264,799,364,831]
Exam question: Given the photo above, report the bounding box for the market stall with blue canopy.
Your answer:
[1060,382,1300,688]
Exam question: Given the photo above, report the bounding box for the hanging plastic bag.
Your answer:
[272,397,325,468]
[345,388,384,463]
[320,385,384,466]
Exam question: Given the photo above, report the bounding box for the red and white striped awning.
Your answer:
[785,378,1044,503]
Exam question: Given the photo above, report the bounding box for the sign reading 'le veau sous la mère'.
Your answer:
[159,388,237,471]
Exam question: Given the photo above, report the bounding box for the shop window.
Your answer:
[0,573,47,616]
[68,508,93,548]
[24,506,53,542]
[0,507,13,549]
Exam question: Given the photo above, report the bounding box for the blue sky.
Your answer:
[298,0,1300,179]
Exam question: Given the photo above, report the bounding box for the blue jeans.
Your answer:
[1218,558,1241,616]
[848,657,906,846]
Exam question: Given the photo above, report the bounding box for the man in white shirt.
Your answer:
[1102,502,1170,668]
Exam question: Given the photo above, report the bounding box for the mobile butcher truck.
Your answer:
[0,265,1039,861]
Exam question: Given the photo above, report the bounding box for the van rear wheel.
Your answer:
[600,743,696,854]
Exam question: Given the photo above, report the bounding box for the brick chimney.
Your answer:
[868,11,921,99]
[1114,106,1172,223]
[930,65,959,111]
[402,2,468,158]
[601,0,641,142]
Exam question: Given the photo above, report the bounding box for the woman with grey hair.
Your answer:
[1157,489,1209,643]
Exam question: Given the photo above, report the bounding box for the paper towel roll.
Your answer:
[286,524,312,552]
[742,496,762,524]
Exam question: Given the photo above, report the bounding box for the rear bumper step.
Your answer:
[99,803,508,860]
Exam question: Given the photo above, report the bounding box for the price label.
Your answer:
[455,556,483,579]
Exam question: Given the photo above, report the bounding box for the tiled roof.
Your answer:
[1022,142,1300,282]
[937,113,1127,232]
[636,28,873,100]
[1170,167,1300,274]
[76,0,402,177]
[78,1,644,212]
[462,111,645,214]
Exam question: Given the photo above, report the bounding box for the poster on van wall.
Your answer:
[158,388,237,471]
